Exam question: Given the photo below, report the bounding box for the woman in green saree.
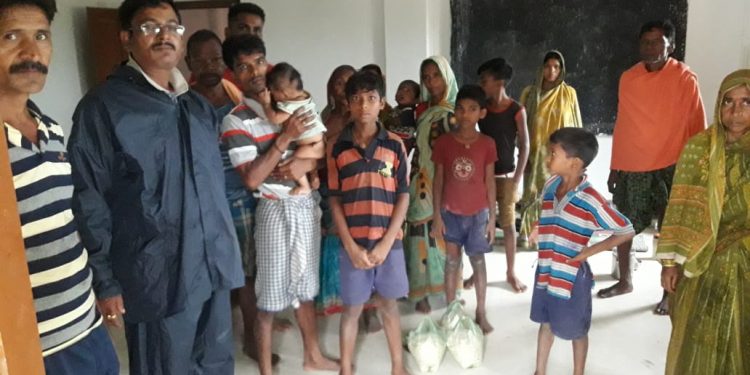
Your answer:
[519,51,582,236]
[657,69,750,374]
[404,55,458,313]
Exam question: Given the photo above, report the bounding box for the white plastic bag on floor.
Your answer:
[407,317,446,373]
[439,300,465,333]
[446,315,484,369]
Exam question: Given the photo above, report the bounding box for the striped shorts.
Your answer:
[254,195,321,312]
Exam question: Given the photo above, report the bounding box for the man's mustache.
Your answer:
[151,41,176,50]
[10,61,48,74]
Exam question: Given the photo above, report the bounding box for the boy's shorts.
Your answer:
[495,177,518,228]
[339,242,409,305]
[441,208,492,256]
[530,262,593,340]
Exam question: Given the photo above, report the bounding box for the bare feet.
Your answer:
[463,275,475,289]
[392,366,411,375]
[243,341,281,366]
[359,309,383,333]
[273,317,293,332]
[475,312,494,334]
[653,293,669,315]
[303,355,340,372]
[507,273,528,293]
[596,281,633,298]
[415,298,431,314]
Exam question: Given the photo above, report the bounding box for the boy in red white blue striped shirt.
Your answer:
[528,128,634,375]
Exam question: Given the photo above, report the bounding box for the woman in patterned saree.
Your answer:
[405,55,458,313]
[658,69,750,374]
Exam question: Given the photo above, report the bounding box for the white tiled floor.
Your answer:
[112,233,671,375]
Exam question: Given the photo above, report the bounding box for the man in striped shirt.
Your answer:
[0,1,118,373]
[528,128,634,375]
[220,35,338,375]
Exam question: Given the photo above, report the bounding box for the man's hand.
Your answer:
[607,170,618,194]
[281,107,314,140]
[368,241,392,266]
[97,295,126,328]
[661,266,681,293]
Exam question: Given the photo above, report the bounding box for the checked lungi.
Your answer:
[254,194,321,312]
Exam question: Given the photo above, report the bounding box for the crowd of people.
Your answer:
[3,0,748,374]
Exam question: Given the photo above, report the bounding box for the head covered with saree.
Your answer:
[419,55,458,110]
[657,69,750,277]
[524,50,567,126]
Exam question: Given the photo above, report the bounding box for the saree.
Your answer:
[519,51,582,232]
[656,69,750,374]
[405,55,458,300]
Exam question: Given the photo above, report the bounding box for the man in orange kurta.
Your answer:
[600,20,706,315]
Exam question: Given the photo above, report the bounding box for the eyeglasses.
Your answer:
[133,22,186,36]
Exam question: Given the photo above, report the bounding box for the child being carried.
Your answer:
[264,62,326,195]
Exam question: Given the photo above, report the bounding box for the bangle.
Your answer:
[661,259,677,267]
[273,141,284,154]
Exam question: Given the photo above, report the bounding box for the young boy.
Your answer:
[529,128,635,375]
[431,84,498,334]
[474,57,529,293]
[328,71,411,375]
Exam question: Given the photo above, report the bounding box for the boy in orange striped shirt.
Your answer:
[328,71,410,375]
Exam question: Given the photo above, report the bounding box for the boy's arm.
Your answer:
[329,195,373,269]
[369,139,411,265]
[514,108,530,186]
[569,231,634,263]
[368,193,410,266]
[431,163,446,239]
[485,162,497,243]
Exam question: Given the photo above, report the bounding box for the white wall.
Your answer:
[31,0,121,135]
[30,0,750,139]
[685,0,750,119]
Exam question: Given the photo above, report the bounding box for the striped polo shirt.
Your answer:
[6,101,100,356]
[327,124,409,250]
[220,97,299,200]
[537,175,633,299]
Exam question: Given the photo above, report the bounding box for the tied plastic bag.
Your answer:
[445,315,484,369]
[407,317,446,373]
[439,300,465,333]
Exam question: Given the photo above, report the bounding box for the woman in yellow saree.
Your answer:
[657,69,750,374]
[519,51,582,232]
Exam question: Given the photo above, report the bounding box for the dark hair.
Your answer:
[639,19,676,45]
[222,34,265,68]
[543,51,564,70]
[549,128,598,168]
[0,0,56,22]
[456,84,487,109]
[398,79,420,98]
[228,2,265,23]
[345,71,385,98]
[118,0,180,30]
[361,64,383,77]
[267,62,303,91]
[326,65,356,108]
[186,29,221,58]
[477,57,513,81]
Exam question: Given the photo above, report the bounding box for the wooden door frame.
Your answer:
[175,0,239,10]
